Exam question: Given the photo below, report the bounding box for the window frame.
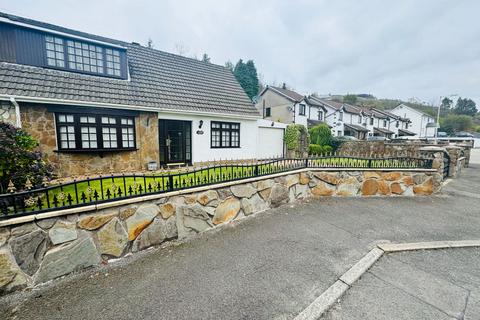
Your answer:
[339,111,344,121]
[210,121,241,149]
[44,34,126,79]
[265,107,271,117]
[369,117,374,125]
[317,110,323,121]
[298,104,306,116]
[55,113,136,152]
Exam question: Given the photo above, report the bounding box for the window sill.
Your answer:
[54,148,138,154]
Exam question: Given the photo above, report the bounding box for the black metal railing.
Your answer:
[0,155,433,219]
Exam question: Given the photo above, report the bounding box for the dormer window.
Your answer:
[44,34,126,78]
[66,40,104,73]
[46,36,65,68]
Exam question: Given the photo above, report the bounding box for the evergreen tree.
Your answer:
[201,53,211,63]
[454,98,477,116]
[233,59,259,100]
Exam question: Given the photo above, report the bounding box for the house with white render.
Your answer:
[389,103,436,138]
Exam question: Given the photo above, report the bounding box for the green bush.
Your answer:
[0,122,54,193]
[308,144,333,155]
[285,124,300,150]
[309,123,332,146]
[285,124,309,151]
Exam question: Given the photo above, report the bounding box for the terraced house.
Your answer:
[0,12,274,178]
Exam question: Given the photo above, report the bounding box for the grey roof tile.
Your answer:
[0,12,258,117]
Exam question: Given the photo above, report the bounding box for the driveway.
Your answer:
[322,247,480,320]
[2,150,480,320]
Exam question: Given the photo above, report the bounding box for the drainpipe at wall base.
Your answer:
[9,97,21,128]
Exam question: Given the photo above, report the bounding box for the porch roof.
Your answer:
[344,123,369,132]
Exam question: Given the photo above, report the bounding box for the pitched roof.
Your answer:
[308,97,362,115]
[0,12,258,117]
[304,96,327,111]
[268,86,304,102]
[374,127,395,135]
[344,123,369,132]
[398,128,416,136]
[393,103,435,119]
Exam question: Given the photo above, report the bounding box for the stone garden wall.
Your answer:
[0,169,441,295]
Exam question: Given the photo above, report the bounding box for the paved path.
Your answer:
[323,248,480,320]
[2,155,480,320]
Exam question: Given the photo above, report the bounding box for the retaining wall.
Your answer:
[0,168,441,295]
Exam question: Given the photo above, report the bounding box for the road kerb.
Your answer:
[339,248,384,286]
[294,240,480,319]
[293,280,349,320]
[378,240,480,252]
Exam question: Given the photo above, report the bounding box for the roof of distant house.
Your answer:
[266,86,305,102]
[0,11,258,117]
[392,103,435,119]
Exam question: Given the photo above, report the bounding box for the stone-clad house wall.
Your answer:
[0,168,441,295]
[18,104,159,178]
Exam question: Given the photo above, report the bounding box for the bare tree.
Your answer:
[174,43,189,56]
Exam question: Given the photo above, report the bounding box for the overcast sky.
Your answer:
[2,0,480,106]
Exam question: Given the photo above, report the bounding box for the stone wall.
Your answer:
[0,100,17,125]
[0,169,441,295]
[337,141,424,156]
[19,104,159,178]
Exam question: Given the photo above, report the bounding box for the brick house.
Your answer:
[0,12,263,177]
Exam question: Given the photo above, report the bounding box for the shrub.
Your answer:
[0,122,54,193]
[285,124,300,150]
[308,144,333,155]
[309,123,332,146]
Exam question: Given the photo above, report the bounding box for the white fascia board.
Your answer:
[0,17,127,49]
[0,94,260,120]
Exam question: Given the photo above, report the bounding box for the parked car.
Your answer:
[453,131,474,138]
[436,131,448,137]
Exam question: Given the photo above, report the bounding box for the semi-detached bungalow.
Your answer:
[0,12,281,178]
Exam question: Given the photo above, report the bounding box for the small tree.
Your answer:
[309,123,332,146]
[440,114,473,135]
[0,122,54,193]
[454,98,478,116]
[201,53,211,63]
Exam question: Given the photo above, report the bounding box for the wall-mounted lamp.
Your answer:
[199,120,204,129]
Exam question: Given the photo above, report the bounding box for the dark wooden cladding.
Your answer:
[0,21,128,80]
[14,26,46,66]
[0,22,16,62]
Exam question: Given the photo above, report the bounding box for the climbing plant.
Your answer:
[284,124,309,157]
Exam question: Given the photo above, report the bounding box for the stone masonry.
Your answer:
[19,103,159,178]
[0,169,442,295]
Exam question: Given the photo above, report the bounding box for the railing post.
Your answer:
[169,174,174,191]
[368,158,372,168]
[305,158,308,168]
